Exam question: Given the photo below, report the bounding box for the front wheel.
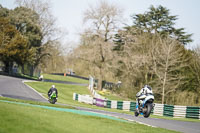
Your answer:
[143,103,152,118]
[135,110,139,117]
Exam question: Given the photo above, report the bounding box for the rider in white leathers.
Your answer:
[136,85,153,112]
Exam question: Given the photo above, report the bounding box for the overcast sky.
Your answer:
[1,0,200,49]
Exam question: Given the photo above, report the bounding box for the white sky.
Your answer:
[1,0,200,49]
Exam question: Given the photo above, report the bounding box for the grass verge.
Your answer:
[25,81,135,113]
[42,73,88,84]
[0,99,177,133]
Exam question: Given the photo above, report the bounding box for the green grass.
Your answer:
[97,90,131,101]
[18,73,38,80]
[0,100,177,133]
[25,81,136,113]
[42,73,88,84]
[0,96,75,109]
[25,82,90,105]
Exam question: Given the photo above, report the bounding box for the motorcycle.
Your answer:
[135,94,154,118]
[48,91,57,104]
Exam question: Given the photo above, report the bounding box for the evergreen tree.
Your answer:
[9,7,43,74]
[0,17,34,73]
[131,5,192,45]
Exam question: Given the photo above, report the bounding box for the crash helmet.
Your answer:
[144,85,152,90]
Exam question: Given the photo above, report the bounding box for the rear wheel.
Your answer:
[143,103,152,118]
[50,98,56,104]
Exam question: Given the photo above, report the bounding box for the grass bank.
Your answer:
[25,81,128,110]
[42,74,88,84]
[0,100,177,133]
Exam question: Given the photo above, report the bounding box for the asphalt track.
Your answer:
[0,75,200,133]
[0,75,46,102]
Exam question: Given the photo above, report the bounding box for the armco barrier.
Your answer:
[173,106,186,118]
[106,100,111,108]
[130,102,136,112]
[163,104,174,117]
[123,101,131,111]
[73,93,76,100]
[199,109,200,119]
[117,101,123,110]
[153,103,164,116]
[75,93,79,101]
[73,93,200,119]
[111,101,117,109]
[74,93,93,105]
[186,106,200,119]
[96,98,105,107]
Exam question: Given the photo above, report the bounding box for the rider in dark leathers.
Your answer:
[48,85,58,98]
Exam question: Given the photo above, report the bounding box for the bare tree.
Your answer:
[112,28,189,102]
[112,29,154,97]
[83,0,123,41]
[79,1,123,90]
[151,37,189,104]
[76,33,115,90]
[40,41,66,73]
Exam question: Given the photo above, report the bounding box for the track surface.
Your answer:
[0,75,46,102]
[0,75,200,133]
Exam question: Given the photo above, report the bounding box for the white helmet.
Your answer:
[52,85,55,88]
[144,85,152,90]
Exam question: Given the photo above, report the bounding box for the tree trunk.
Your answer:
[21,64,24,74]
[98,66,103,90]
[162,44,170,104]
[4,61,13,74]
[162,72,166,104]
[4,61,9,73]
[9,62,13,75]
[30,64,34,76]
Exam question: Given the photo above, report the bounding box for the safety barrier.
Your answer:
[130,102,136,112]
[186,106,200,119]
[73,93,93,105]
[153,103,164,116]
[106,100,111,108]
[123,101,131,111]
[163,104,174,117]
[173,106,186,118]
[111,101,117,109]
[95,98,105,107]
[73,93,200,119]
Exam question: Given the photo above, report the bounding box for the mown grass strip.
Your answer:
[0,100,177,133]
[42,74,88,84]
[0,100,127,122]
